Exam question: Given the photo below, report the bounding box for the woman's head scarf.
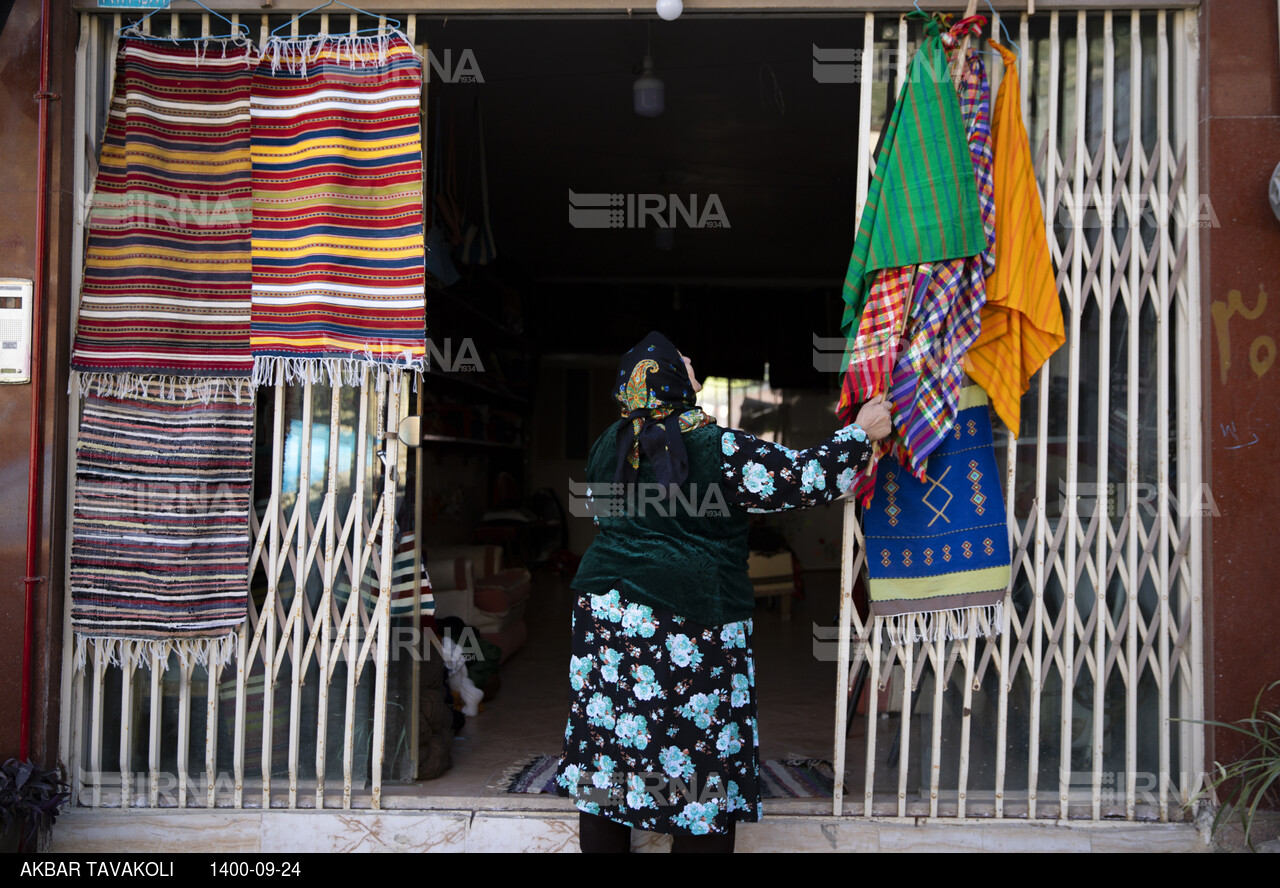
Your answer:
[613,331,715,490]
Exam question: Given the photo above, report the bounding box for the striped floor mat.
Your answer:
[69,382,254,669]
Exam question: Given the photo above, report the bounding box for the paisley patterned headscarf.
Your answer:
[613,331,716,491]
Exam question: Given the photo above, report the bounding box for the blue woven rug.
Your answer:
[864,387,1011,641]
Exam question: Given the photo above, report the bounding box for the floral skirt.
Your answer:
[555,589,762,835]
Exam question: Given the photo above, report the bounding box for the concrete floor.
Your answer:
[414,568,857,800]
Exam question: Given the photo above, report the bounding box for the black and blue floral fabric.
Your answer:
[555,422,874,835]
[556,591,760,835]
[721,424,873,512]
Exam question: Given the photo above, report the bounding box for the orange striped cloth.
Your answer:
[964,41,1065,435]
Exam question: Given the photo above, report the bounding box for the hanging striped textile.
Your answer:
[334,529,435,622]
[71,37,256,401]
[70,382,255,670]
[863,387,1011,643]
[250,33,428,386]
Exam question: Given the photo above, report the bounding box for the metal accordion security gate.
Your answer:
[832,6,1205,823]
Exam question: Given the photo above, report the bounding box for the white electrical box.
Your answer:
[0,278,33,384]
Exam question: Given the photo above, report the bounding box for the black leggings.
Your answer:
[577,812,736,854]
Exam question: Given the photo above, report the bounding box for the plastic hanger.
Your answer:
[117,0,250,42]
[269,0,403,38]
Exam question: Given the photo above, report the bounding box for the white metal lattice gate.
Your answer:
[58,6,1203,821]
[832,7,1204,823]
[59,10,426,811]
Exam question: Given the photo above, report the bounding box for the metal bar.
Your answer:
[833,499,858,816]
[287,380,314,808]
[371,369,401,808]
[91,644,105,808]
[206,659,220,808]
[1091,8,1115,822]
[865,618,882,817]
[148,647,161,807]
[957,627,977,818]
[118,656,133,808]
[262,369,286,809]
[63,11,93,810]
[1125,6,1142,822]
[1029,8,1061,821]
[177,661,190,808]
[990,9,1002,101]
[232,623,247,807]
[1020,13,1030,129]
[1178,5,1206,819]
[343,368,372,808]
[409,376,424,783]
[315,384,341,810]
[928,634,944,817]
[1056,9,1086,820]
[1155,8,1171,824]
[897,634,912,817]
[994,16,1028,819]
[856,11,874,217]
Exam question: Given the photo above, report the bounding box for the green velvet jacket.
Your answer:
[572,421,754,627]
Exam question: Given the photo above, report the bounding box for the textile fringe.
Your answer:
[252,354,426,389]
[878,600,1005,646]
[74,633,239,674]
[72,371,253,405]
[264,31,415,77]
[119,28,258,68]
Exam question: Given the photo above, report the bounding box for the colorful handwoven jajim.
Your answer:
[848,51,997,506]
[836,16,986,384]
[838,266,921,409]
[250,33,428,386]
[70,382,255,670]
[71,37,256,402]
[862,387,1011,643]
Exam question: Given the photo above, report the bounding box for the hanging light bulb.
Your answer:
[656,0,683,21]
[633,54,664,117]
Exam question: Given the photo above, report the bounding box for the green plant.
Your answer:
[1194,680,1280,850]
[0,758,69,853]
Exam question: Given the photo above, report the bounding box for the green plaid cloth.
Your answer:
[840,20,987,340]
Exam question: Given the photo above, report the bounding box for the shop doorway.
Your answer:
[60,6,1205,824]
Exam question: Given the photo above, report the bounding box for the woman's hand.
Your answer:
[854,394,892,442]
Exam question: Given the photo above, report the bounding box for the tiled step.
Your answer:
[53,804,1206,853]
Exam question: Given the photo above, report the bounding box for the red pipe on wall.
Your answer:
[22,0,55,761]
